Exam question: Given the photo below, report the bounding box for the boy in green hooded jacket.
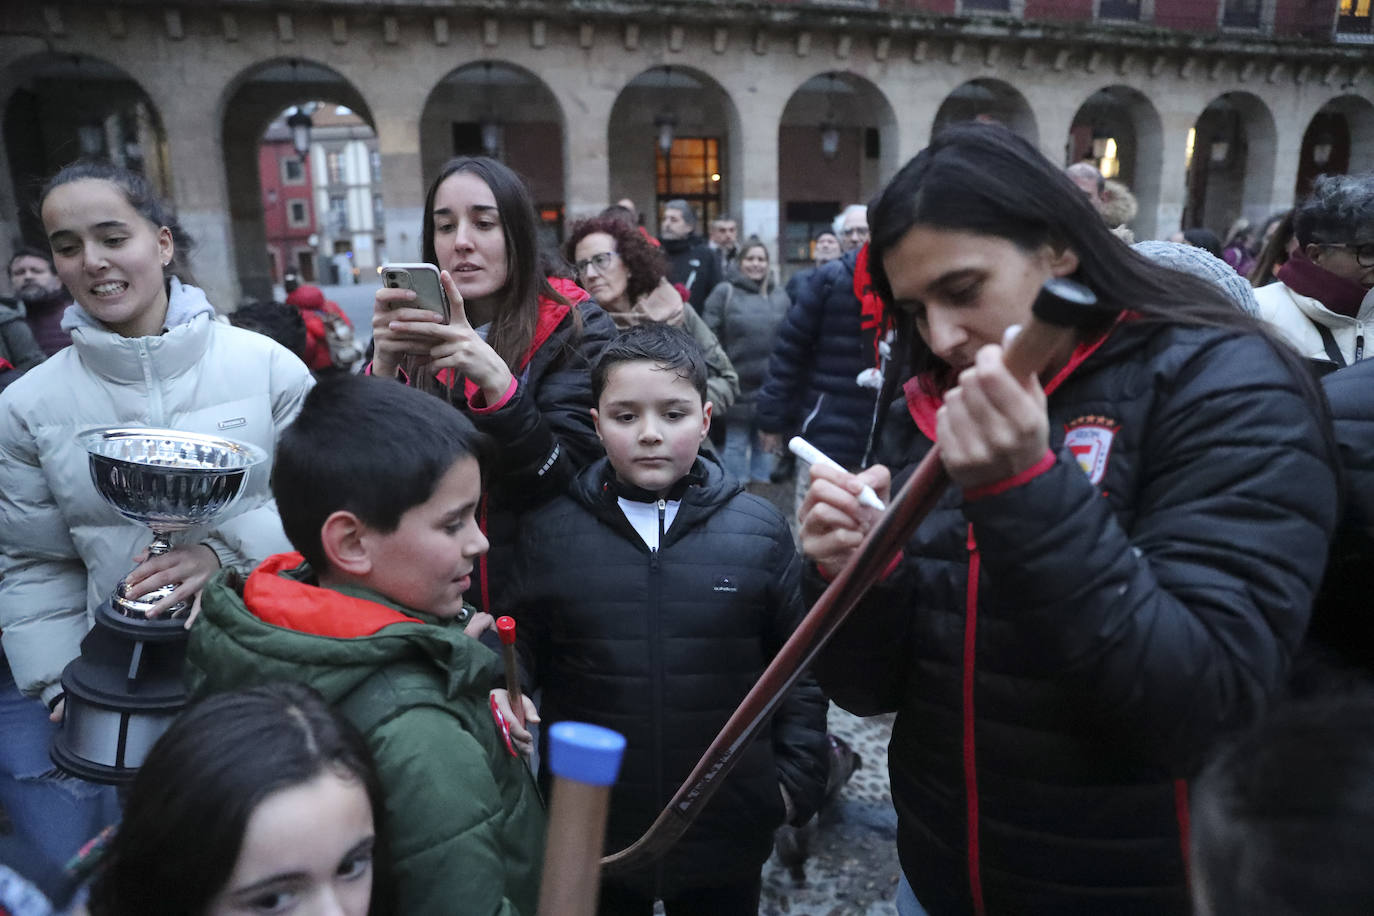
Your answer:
[186,375,544,915]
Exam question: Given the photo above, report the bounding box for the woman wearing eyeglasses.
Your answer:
[564,216,739,418]
[1254,172,1374,373]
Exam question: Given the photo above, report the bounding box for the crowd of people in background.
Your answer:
[1,122,1374,916]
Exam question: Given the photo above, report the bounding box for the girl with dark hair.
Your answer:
[798,122,1339,915]
[90,682,390,916]
[369,157,616,612]
[563,215,739,418]
[702,236,792,483]
[0,161,312,895]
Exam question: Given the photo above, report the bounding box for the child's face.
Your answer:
[208,769,374,916]
[363,456,487,618]
[592,361,710,498]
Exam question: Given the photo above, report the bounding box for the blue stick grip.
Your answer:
[548,721,626,787]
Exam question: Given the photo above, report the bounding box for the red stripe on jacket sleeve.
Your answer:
[962,450,1056,502]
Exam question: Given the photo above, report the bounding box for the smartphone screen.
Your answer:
[380,263,450,321]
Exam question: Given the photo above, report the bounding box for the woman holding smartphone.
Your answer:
[799,123,1339,915]
[369,157,616,613]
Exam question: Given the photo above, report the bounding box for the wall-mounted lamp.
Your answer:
[286,107,313,159]
[655,111,677,154]
[1312,133,1335,166]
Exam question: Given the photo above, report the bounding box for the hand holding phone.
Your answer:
[380,263,450,321]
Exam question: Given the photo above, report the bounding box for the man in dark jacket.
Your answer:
[7,247,71,357]
[507,326,829,911]
[659,199,721,311]
[755,247,883,472]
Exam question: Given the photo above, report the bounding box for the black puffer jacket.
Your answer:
[445,290,617,613]
[701,272,791,417]
[1304,358,1374,683]
[810,320,1338,915]
[755,250,879,468]
[660,234,721,312]
[511,455,829,898]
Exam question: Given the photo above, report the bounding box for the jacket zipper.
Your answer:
[1356,320,1365,361]
[137,338,164,425]
[963,524,987,916]
[650,497,666,895]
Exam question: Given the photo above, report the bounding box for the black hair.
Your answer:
[272,374,492,573]
[865,122,1328,417]
[90,682,393,916]
[420,157,571,373]
[1192,695,1374,915]
[8,244,54,273]
[1250,210,1295,288]
[39,160,197,285]
[229,300,308,361]
[1182,227,1224,259]
[591,323,708,405]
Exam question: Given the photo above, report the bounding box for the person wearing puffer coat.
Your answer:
[0,163,313,888]
[0,164,313,709]
[702,238,791,483]
[0,299,45,391]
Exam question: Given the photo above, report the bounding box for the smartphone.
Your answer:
[380,263,450,321]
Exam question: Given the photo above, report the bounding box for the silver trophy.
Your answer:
[80,426,268,618]
[52,427,268,784]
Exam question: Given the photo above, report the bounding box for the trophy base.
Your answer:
[51,599,189,785]
[113,579,189,619]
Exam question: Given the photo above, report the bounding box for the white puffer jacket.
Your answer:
[0,278,314,703]
[1254,280,1374,366]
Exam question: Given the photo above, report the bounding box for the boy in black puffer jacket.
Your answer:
[497,324,829,915]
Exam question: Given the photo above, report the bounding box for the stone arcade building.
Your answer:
[1,0,1371,308]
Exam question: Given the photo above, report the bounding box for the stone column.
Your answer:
[160,98,241,310]
[1154,110,1195,237]
[556,82,616,223]
[720,71,787,256]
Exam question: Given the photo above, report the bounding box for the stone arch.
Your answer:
[776,71,899,270]
[418,61,567,244]
[607,65,743,232]
[1184,91,1278,236]
[220,58,379,302]
[2,51,169,250]
[1295,94,1374,199]
[932,79,1039,148]
[1067,85,1164,240]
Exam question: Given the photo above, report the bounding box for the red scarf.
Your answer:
[853,244,890,369]
[1276,249,1370,318]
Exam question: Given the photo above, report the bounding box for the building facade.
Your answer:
[258,116,318,285]
[1,0,1370,307]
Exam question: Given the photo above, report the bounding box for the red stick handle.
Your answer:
[496,616,526,728]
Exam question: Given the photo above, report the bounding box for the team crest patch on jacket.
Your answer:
[1063,416,1119,485]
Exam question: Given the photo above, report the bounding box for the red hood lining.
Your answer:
[245,552,422,639]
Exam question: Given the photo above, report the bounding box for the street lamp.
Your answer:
[1312,132,1335,166]
[819,73,840,160]
[286,107,313,160]
[655,112,677,155]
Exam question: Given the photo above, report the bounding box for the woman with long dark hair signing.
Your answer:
[799,123,1339,915]
[369,157,615,613]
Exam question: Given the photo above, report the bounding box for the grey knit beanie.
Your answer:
[1131,239,1259,316]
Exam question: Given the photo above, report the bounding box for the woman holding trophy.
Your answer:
[0,161,312,889]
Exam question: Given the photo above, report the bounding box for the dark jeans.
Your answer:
[598,876,762,916]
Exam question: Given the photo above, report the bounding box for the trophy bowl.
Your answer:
[79,427,268,618]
